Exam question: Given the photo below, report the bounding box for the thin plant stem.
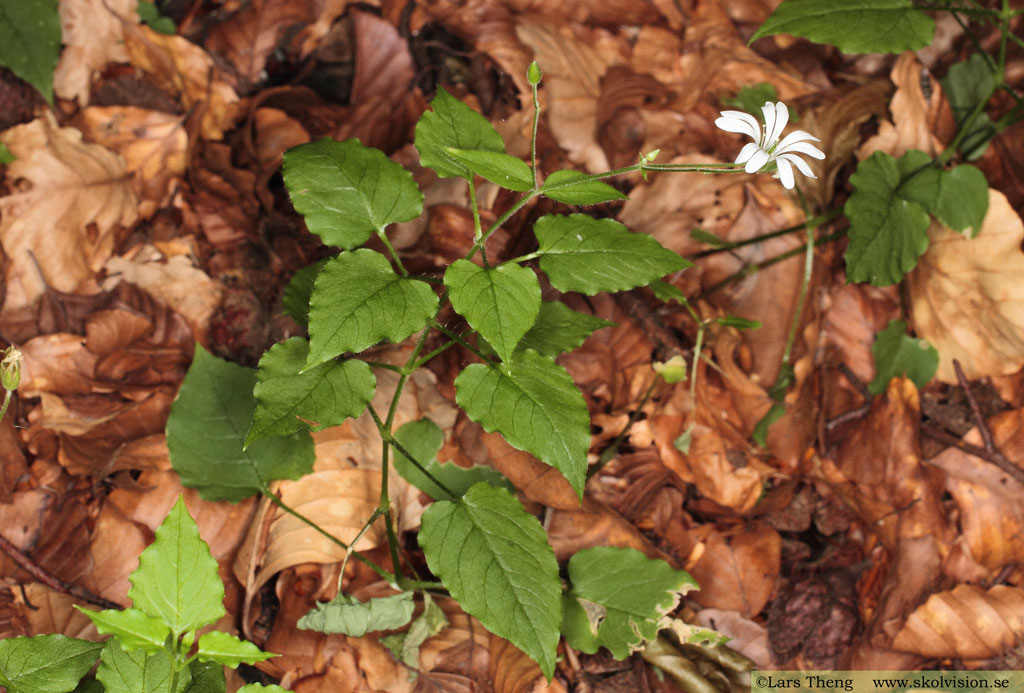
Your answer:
[377,229,408,276]
[336,507,385,594]
[368,406,461,502]
[0,389,12,427]
[781,197,816,368]
[690,208,842,259]
[411,339,456,370]
[432,322,497,365]
[530,72,541,186]
[365,361,405,374]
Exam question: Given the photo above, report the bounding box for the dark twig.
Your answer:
[922,425,1024,487]
[0,532,125,610]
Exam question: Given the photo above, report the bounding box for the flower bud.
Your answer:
[1,345,21,391]
[653,355,687,384]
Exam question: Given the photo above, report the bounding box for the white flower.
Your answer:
[715,101,825,189]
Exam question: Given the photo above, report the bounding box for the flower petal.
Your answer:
[735,142,760,165]
[763,102,789,148]
[778,140,826,160]
[744,148,770,174]
[778,152,817,179]
[775,157,795,189]
[715,111,760,141]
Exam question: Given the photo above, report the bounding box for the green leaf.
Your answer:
[0,635,103,693]
[715,315,762,330]
[306,249,438,368]
[298,592,415,636]
[96,640,188,693]
[750,0,934,54]
[282,259,328,329]
[196,631,277,668]
[868,319,938,395]
[455,350,590,496]
[519,301,613,357]
[129,496,224,637]
[71,681,104,693]
[380,593,449,668]
[137,1,176,34]
[941,53,998,160]
[167,345,314,501]
[445,260,540,364]
[282,138,423,250]
[237,685,291,693]
[392,418,514,500]
[540,170,628,205]
[0,142,14,164]
[415,87,506,180]
[752,402,786,448]
[182,660,224,693]
[247,338,375,445]
[534,214,691,294]
[79,608,170,653]
[648,280,686,304]
[562,547,699,659]
[900,161,989,237]
[419,482,562,680]
[443,148,534,191]
[0,0,61,104]
[843,151,931,286]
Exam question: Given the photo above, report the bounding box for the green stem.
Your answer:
[377,228,408,277]
[781,201,816,368]
[337,507,386,592]
[690,208,842,259]
[432,322,497,365]
[410,339,456,370]
[368,406,461,502]
[0,389,12,427]
[365,361,405,374]
[530,73,541,186]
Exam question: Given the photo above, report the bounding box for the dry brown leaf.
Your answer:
[892,584,1024,659]
[693,608,771,669]
[9,584,100,640]
[687,524,780,617]
[0,114,137,318]
[546,496,668,563]
[84,501,147,604]
[123,23,241,140]
[53,0,136,103]
[908,190,1024,382]
[490,633,567,693]
[74,106,187,218]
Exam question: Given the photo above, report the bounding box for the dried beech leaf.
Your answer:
[205,0,315,87]
[53,0,135,103]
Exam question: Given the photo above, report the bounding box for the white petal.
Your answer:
[715,111,761,141]
[735,142,760,165]
[779,141,826,161]
[775,157,795,189]
[763,102,789,147]
[744,148,770,174]
[775,129,820,148]
[778,152,817,178]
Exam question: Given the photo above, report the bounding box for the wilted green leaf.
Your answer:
[443,148,534,190]
[306,250,438,368]
[750,0,934,54]
[455,350,590,496]
[196,631,276,668]
[392,418,514,500]
[247,338,375,445]
[380,593,448,668]
[167,346,314,501]
[519,301,613,357]
[419,483,561,680]
[415,87,505,179]
[534,214,691,294]
[0,635,103,693]
[445,260,540,364]
[540,170,627,205]
[562,547,698,659]
[0,0,61,104]
[80,608,170,653]
[298,592,415,636]
[869,319,938,394]
[282,138,423,249]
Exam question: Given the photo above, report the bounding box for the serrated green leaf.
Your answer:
[392,418,514,500]
[415,87,506,179]
[0,635,103,693]
[167,345,314,501]
[182,660,224,693]
[196,631,277,668]
[540,170,628,205]
[0,142,14,164]
[97,640,187,693]
[306,249,438,368]
[282,138,423,249]
[79,608,170,653]
[419,483,561,680]
[443,148,534,191]
[129,496,224,637]
[562,547,698,659]
[455,350,590,496]
[519,301,613,357]
[237,685,290,693]
[868,319,938,395]
[380,593,448,668]
[750,0,934,54]
[534,214,691,295]
[0,0,61,105]
[247,338,375,445]
[445,260,540,364]
[900,160,989,237]
[941,53,998,160]
[298,592,415,636]
[844,151,931,286]
[281,259,328,329]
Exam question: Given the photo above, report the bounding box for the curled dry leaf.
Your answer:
[53,0,136,103]
[893,584,1024,660]
[0,114,137,318]
[490,632,568,693]
[909,190,1024,382]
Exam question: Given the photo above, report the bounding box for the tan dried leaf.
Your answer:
[54,0,137,103]
[908,190,1024,382]
[10,584,100,640]
[0,115,137,317]
[893,584,1024,659]
[687,525,780,617]
[205,0,315,87]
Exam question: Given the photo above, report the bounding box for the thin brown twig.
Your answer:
[921,424,1024,487]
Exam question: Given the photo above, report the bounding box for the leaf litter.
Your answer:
[0,0,1023,691]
